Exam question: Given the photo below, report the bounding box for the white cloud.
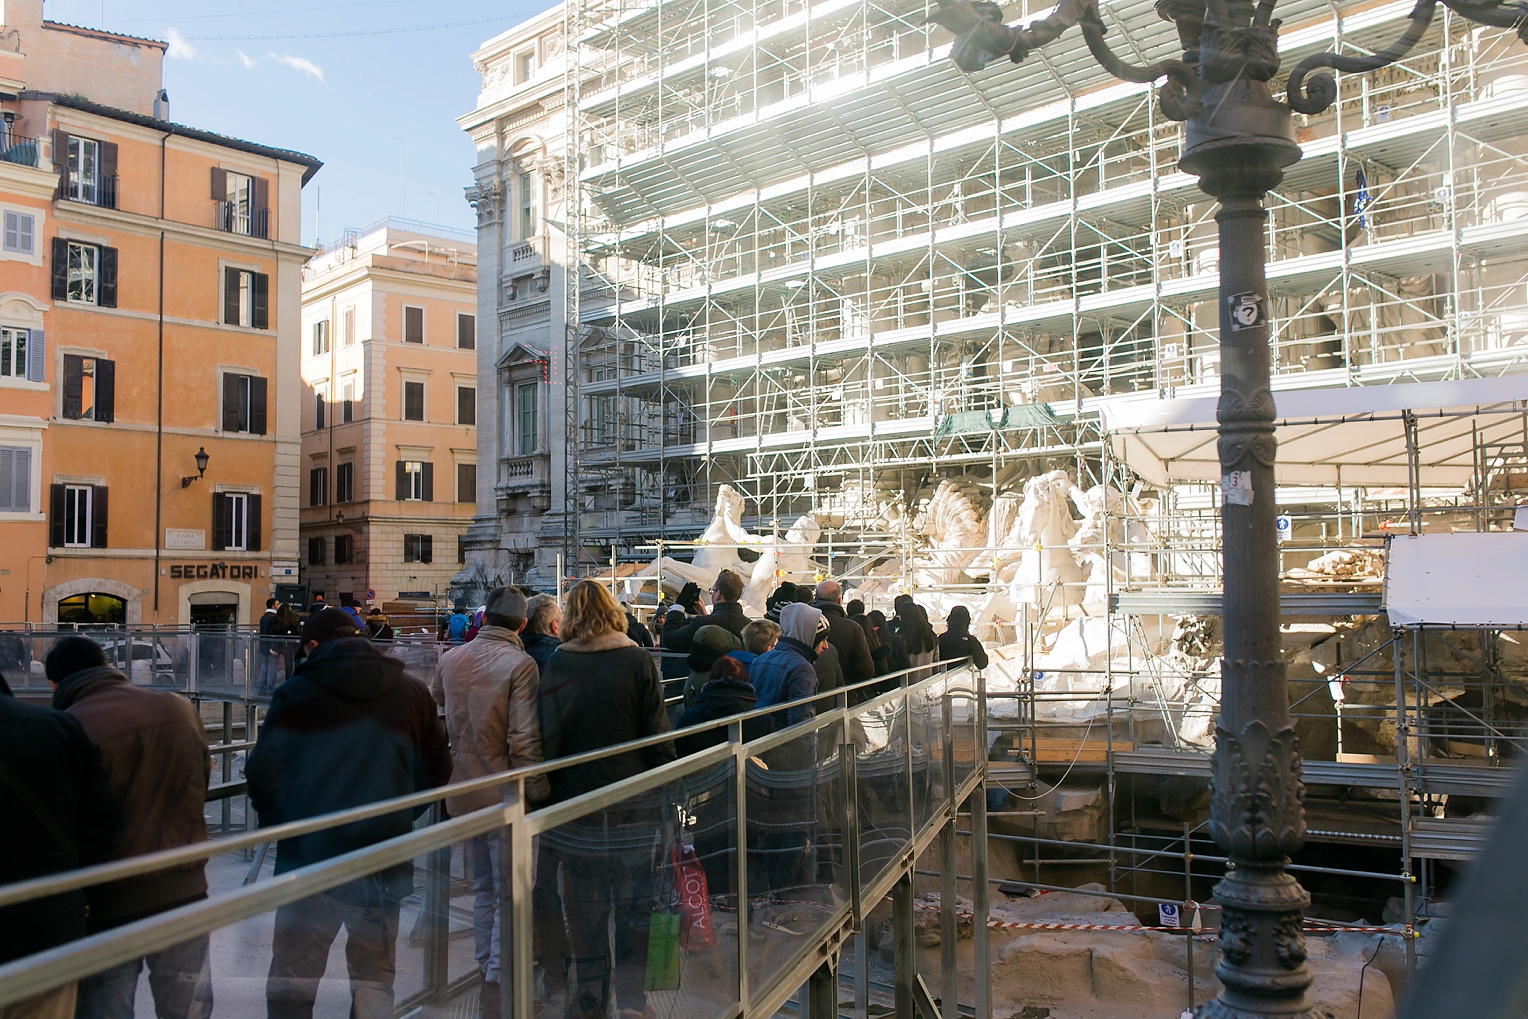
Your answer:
[268,52,325,83]
[165,28,200,61]
[236,50,259,69]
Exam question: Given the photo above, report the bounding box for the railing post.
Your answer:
[843,691,868,1019]
[424,801,450,1001]
[504,776,531,1019]
[973,667,991,1019]
[941,684,958,1019]
[892,872,916,1019]
[807,960,837,1019]
[733,718,751,1012]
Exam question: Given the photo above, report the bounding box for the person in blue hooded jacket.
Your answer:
[750,603,830,730]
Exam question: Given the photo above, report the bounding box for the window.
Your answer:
[335,534,354,564]
[1,326,43,382]
[403,380,425,421]
[457,462,476,503]
[222,267,269,329]
[404,305,425,344]
[0,446,34,512]
[51,239,117,307]
[457,385,476,426]
[309,466,327,507]
[314,386,327,430]
[457,313,476,350]
[403,533,433,563]
[396,459,433,501]
[519,172,537,240]
[49,483,107,548]
[307,536,325,566]
[591,395,616,446]
[212,169,268,237]
[222,373,267,434]
[335,461,354,503]
[341,374,356,423]
[517,383,537,455]
[342,306,356,346]
[60,134,116,207]
[517,50,536,83]
[3,210,35,255]
[312,320,330,356]
[62,355,115,422]
[213,492,261,551]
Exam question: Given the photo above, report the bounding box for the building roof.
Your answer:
[26,91,323,184]
[41,20,169,50]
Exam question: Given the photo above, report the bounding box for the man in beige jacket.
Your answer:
[431,586,549,1018]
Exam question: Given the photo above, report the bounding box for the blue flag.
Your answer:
[1354,167,1371,229]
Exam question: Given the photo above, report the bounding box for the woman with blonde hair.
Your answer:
[537,580,674,1019]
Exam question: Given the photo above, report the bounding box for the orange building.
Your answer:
[0,5,320,626]
[298,220,478,611]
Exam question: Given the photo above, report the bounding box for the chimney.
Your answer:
[152,88,169,121]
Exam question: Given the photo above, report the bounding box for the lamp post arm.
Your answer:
[1076,12,1202,119]
[930,0,1096,72]
[1440,0,1528,37]
[1287,0,1438,113]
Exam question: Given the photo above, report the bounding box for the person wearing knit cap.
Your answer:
[681,624,742,709]
[247,604,450,1019]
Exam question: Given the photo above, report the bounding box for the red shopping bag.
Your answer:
[670,840,716,951]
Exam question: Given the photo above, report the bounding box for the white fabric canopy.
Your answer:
[1098,375,1528,487]
[1384,533,1528,628]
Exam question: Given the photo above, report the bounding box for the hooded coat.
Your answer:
[682,624,743,708]
[673,675,773,757]
[247,637,451,896]
[537,630,676,803]
[52,666,211,928]
[749,603,824,729]
[431,626,550,811]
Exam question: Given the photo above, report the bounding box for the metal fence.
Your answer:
[0,661,988,1019]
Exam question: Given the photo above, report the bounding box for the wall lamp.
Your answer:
[181,447,210,488]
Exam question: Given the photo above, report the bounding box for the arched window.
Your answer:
[56,592,126,626]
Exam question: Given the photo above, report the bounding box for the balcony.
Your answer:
[507,236,544,270]
[498,454,551,497]
[218,201,270,239]
[0,133,42,168]
[65,173,117,210]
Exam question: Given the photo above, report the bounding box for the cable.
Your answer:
[182,15,507,40]
[1355,937,1383,1019]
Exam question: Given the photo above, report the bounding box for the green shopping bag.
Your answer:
[645,908,682,991]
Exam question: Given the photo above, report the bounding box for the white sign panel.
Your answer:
[165,528,206,550]
[1158,902,1181,928]
[1384,533,1528,628]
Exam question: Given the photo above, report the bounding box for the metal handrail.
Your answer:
[0,660,986,1013]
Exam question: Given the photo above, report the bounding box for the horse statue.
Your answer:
[741,515,824,615]
[1069,484,1155,615]
[1006,470,1088,620]
[629,485,766,599]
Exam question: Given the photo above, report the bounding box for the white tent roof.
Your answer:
[1384,533,1528,628]
[1098,375,1528,488]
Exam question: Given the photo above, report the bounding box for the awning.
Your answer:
[1099,375,1528,487]
[1384,533,1528,628]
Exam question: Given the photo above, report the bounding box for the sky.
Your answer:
[41,0,558,243]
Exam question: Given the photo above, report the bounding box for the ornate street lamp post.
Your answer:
[928,1,1527,1015]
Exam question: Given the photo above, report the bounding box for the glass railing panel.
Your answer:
[854,693,912,897]
[910,678,943,837]
[743,717,847,1006]
[949,672,980,792]
[537,754,739,1019]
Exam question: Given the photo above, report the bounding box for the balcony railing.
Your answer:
[65,173,117,209]
[0,133,41,168]
[219,201,270,239]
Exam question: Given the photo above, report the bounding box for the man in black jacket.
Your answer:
[661,569,749,656]
[812,580,876,691]
[0,684,120,1018]
[247,608,452,1019]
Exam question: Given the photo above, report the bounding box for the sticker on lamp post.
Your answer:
[1222,470,1254,506]
[1228,292,1265,332]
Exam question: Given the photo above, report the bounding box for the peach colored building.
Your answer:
[0,3,320,626]
[299,220,478,611]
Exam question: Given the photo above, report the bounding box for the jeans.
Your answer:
[74,935,212,1019]
[257,650,282,692]
[560,834,659,1018]
[267,884,401,1019]
[465,832,504,984]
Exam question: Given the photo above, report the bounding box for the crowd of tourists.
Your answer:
[0,576,985,1019]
